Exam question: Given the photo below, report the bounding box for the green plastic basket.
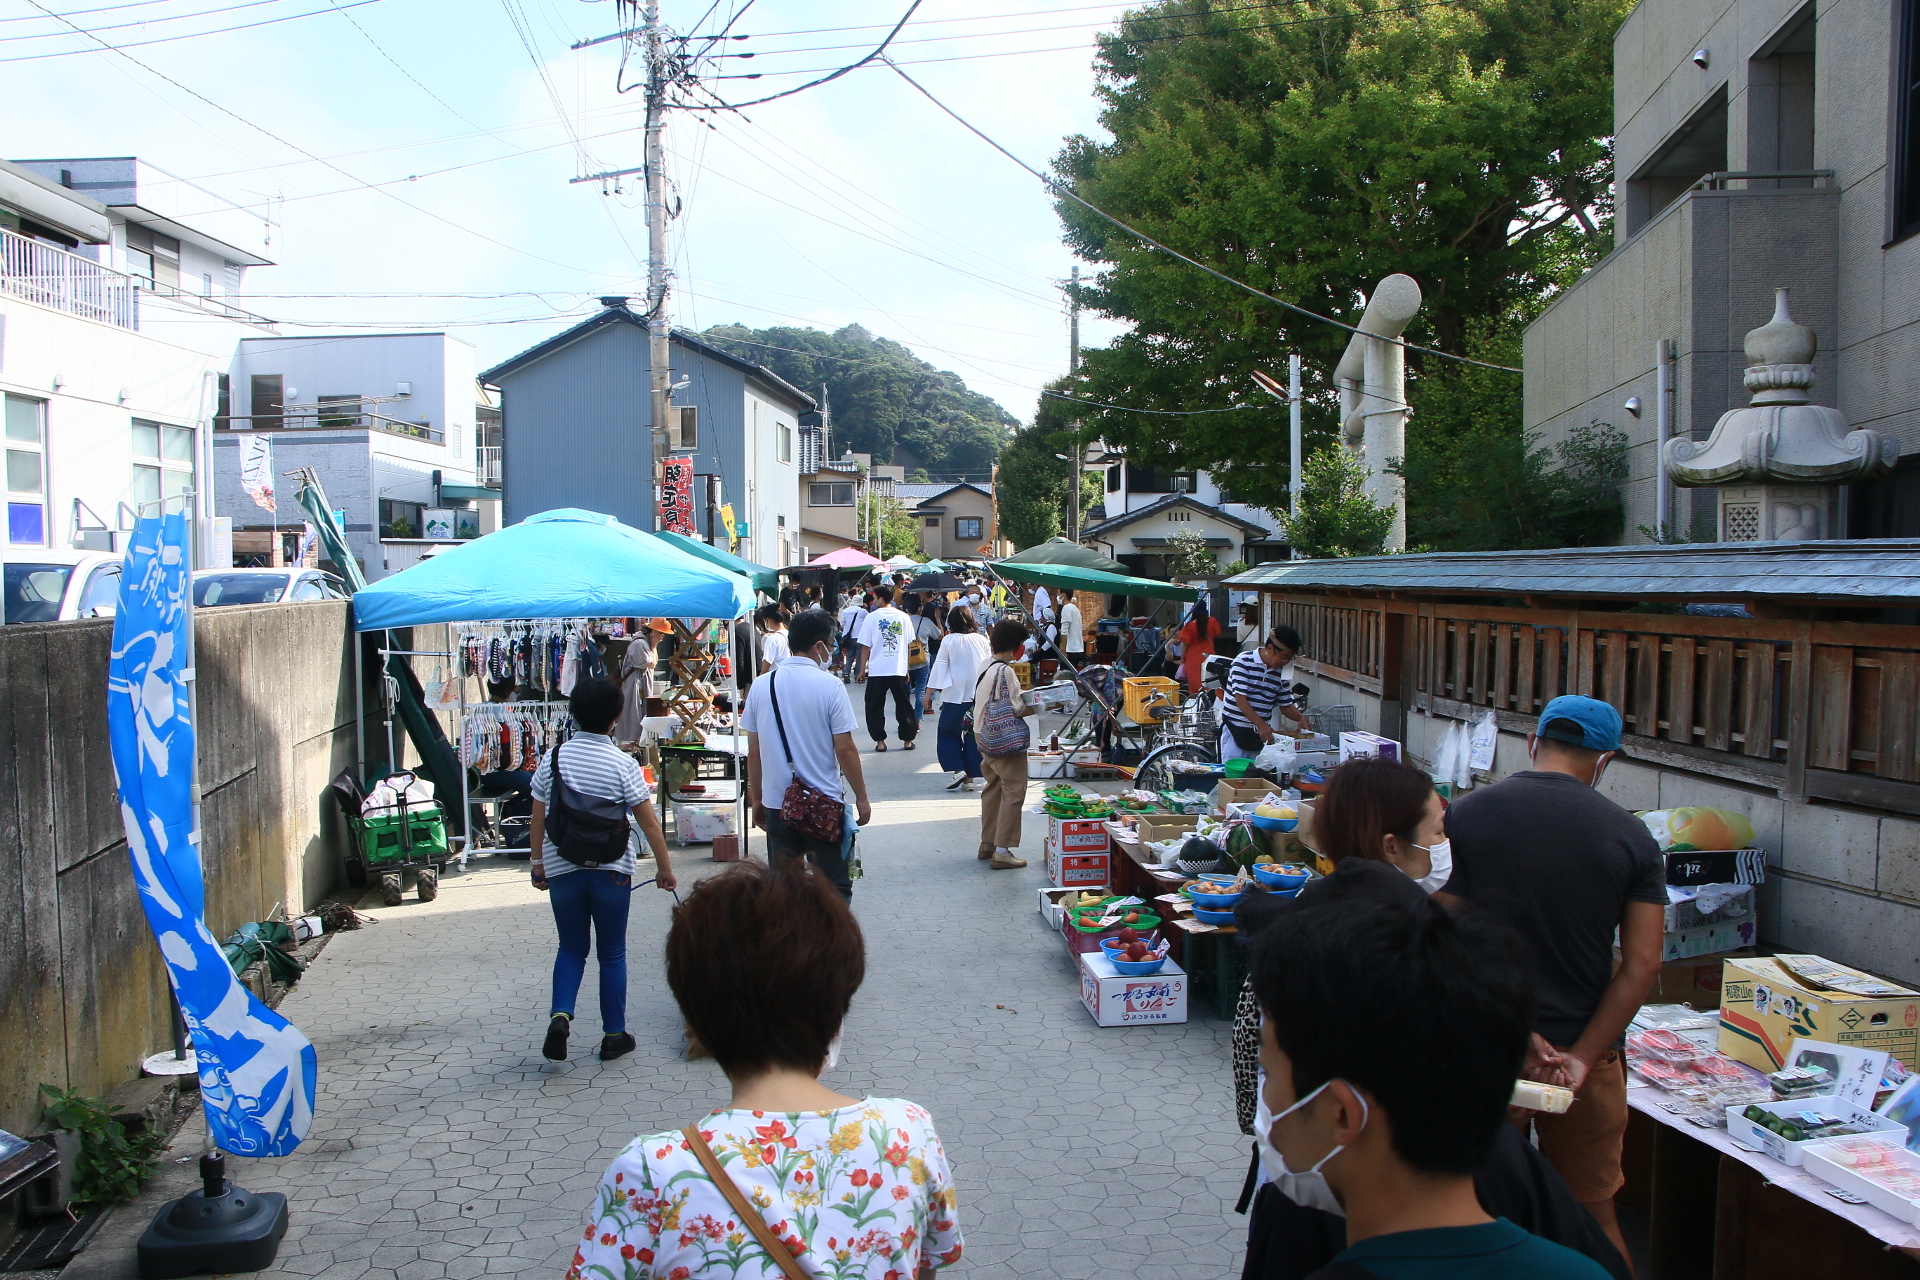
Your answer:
[357,804,449,867]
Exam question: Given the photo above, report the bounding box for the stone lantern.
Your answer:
[1666,289,1897,540]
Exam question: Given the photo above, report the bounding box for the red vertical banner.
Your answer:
[660,457,696,534]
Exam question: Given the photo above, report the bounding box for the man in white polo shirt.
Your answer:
[742,610,873,899]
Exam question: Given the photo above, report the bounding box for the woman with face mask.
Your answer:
[1313,755,1452,893]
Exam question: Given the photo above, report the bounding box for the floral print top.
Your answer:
[567,1098,962,1280]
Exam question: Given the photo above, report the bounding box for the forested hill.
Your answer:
[701,323,1015,480]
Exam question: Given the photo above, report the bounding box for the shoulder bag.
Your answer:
[682,1127,810,1280]
[976,660,1031,758]
[768,671,846,842]
[543,745,633,868]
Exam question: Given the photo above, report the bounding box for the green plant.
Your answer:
[40,1084,167,1207]
[1223,559,1250,576]
[1285,445,1394,558]
[1162,527,1219,578]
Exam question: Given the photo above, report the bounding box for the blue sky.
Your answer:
[2,0,1138,417]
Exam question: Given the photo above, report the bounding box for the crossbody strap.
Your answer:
[765,671,822,795]
[681,1126,810,1280]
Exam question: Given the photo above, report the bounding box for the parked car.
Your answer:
[2,550,124,624]
[192,568,349,607]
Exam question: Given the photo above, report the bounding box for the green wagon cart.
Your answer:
[329,770,452,905]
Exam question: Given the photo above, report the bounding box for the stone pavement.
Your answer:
[155,698,1250,1279]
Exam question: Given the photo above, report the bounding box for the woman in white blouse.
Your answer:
[924,605,990,792]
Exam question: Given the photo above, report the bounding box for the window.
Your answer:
[1128,464,1197,494]
[925,516,940,528]
[778,423,793,463]
[3,562,69,622]
[78,564,121,617]
[317,395,359,429]
[214,373,231,431]
[955,516,984,541]
[124,224,180,290]
[677,405,698,450]
[1900,0,1920,238]
[810,482,855,506]
[250,375,284,429]
[132,420,195,512]
[7,394,47,546]
[288,575,326,602]
[380,499,425,539]
[1106,465,1122,493]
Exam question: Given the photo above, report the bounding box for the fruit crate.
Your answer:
[1185,928,1249,1020]
[357,805,449,868]
[1122,676,1183,724]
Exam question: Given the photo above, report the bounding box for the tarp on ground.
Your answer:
[655,530,780,597]
[351,508,755,631]
[1001,537,1129,575]
[992,559,1198,603]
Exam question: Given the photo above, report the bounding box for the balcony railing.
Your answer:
[224,400,444,445]
[0,226,276,330]
[477,445,501,486]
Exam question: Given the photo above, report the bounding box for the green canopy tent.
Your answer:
[655,530,780,597]
[1001,537,1129,576]
[991,559,1198,603]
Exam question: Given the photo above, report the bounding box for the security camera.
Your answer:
[1692,48,1710,68]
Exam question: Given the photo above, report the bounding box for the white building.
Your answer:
[211,332,488,580]
[1,156,273,560]
[1080,460,1288,576]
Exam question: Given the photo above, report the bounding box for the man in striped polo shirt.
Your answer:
[1220,625,1309,760]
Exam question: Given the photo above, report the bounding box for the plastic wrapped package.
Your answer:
[1630,1003,1721,1032]
[1638,806,1757,852]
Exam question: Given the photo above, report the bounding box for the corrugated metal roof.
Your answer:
[895,481,992,503]
[1227,540,1920,604]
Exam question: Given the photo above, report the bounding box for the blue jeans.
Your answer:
[937,701,981,778]
[548,869,630,1034]
[908,664,931,720]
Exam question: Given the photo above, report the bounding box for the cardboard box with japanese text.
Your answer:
[1718,954,1920,1072]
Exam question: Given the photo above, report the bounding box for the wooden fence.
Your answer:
[1269,595,1920,815]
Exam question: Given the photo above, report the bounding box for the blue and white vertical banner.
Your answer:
[107,509,316,1157]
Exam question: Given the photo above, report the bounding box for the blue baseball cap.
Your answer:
[1536,695,1623,752]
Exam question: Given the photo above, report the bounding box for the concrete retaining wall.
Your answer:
[0,600,357,1136]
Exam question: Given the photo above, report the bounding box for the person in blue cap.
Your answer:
[1436,695,1664,1272]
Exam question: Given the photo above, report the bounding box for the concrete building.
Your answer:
[1523,0,1920,540]
[210,332,487,579]
[1078,462,1285,576]
[0,156,273,560]
[484,301,813,566]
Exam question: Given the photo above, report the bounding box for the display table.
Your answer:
[1622,1079,1919,1278]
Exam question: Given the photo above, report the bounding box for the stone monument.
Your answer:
[1336,274,1422,551]
[1666,289,1898,540]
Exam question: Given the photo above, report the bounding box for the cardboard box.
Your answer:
[1214,780,1277,812]
[1663,883,1754,932]
[1661,917,1757,962]
[1038,886,1081,930]
[1338,731,1401,762]
[1138,814,1200,846]
[1665,849,1766,886]
[1079,950,1189,1026]
[1049,816,1110,854]
[1719,955,1920,1072]
[1046,842,1109,890]
[1652,948,1756,1006]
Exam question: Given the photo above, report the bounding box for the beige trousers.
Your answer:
[978,751,1028,851]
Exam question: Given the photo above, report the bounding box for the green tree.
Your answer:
[1287,445,1394,558]
[1162,527,1220,578]
[1050,0,1621,523]
[861,491,923,559]
[701,323,1016,478]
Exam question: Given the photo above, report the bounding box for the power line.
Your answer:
[698,0,921,110]
[885,59,1524,374]
[0,0,383,59]
[326,0,497,138]
[0,0,298,41]
[1043,389,1260,416]
[0,0,208,24]
[692,0,1311,43]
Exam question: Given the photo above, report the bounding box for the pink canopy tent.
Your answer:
[806,547,886,569]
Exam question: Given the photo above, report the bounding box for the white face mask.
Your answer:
[823,1030,843,1073]
[1257,1078,1367,1216]
[1410,839,1452,894]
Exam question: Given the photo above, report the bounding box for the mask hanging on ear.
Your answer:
[823,1030,843,1072]
[1256,1079,1366,1217]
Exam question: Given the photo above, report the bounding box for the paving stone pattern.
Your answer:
[232,701,1249,1279]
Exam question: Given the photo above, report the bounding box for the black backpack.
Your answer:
[544,745,633,868]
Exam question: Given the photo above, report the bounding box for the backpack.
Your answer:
[543,744,632,868]
[976,661,1031,758]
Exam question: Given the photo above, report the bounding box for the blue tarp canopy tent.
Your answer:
[351,508,756,631]
[654,530,780,598]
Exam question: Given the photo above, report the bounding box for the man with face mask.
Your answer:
[1248,888,1614,1280]
[1437,696,1665,1270]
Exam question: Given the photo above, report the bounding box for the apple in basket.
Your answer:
[1118,927,1139,944]
[1125,941,1150,961]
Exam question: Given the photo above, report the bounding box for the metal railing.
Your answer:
[477,445,501,486]
[224,401,444,445]
[0,226,276,330]
[1692,170,1836,191]
[1,227,136,327]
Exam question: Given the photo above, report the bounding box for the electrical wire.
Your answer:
[0,0,305,40]
[700,0,921,110]
[692,0,1314,42]
[326,0,498,137]
[885,59,1523,374]
[0,0,383,59]
[1043,389,1259,416]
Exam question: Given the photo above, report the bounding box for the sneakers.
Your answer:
[962,778,979,791]
[600,1032,637,1061]
[990,850,1027,870]
[542,1013,571,1061]
[946,773,968,791]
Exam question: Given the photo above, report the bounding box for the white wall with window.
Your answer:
[744,389,800,567]
[6,394,47,546]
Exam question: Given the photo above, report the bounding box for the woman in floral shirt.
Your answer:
[568,863,961,1280]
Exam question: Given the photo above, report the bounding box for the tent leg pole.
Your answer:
[354,627,366,785]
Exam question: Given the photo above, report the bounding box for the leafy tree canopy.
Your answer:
[1286,443,1394,558]
[701,322,1016,480]
[997,384,1107,550]
[1050,0,1624,537]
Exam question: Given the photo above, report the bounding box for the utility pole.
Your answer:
[1288,352,1303,518]
[642,0,672,531]
[1066,264,1082,542]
